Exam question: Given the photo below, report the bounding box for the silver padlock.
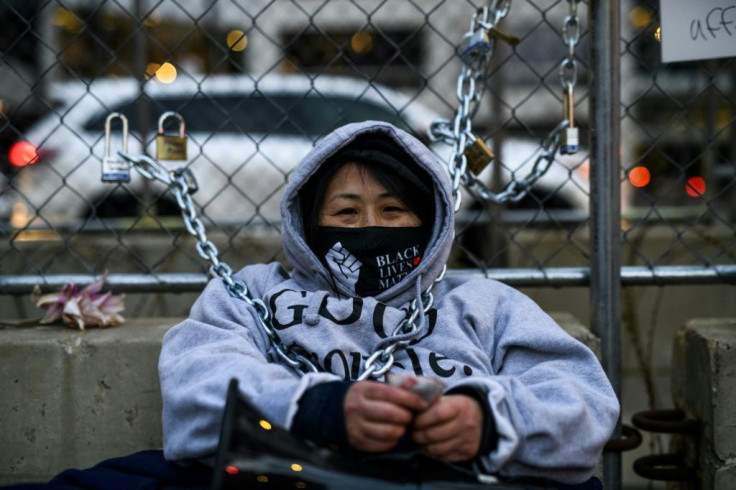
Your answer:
[101,112,131,183]
[560,85,579,155]
[460,29,492,64]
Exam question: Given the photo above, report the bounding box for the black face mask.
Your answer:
[314,226,429,297]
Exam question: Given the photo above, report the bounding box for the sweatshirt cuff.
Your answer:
[290,380,352,452]
[446,384,498,456]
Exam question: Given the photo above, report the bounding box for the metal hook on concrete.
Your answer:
[603,424,642,453]
[631,408,699,482]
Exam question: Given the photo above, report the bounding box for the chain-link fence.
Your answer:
[2,0,732,293]
[1,0,735,487]
[0,0,603,290]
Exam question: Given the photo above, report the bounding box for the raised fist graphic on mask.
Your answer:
[325,242,362,292]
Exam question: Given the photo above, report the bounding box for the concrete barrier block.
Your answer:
[672,318,736,477]
[0,319,178,485]
[550,311,601,360]
[714,463,736,490]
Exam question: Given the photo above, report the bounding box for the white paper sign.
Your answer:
[660,0,736,63]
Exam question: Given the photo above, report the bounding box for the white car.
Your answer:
[6,73,588,228]
[7,74,438,227]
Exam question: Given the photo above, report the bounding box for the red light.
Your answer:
[686,176,706,197]
[628,166,650,188]
[225,465,239,475]
[9,141,39,167]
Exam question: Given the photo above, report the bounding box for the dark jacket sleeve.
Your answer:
[446,384,499,456]
[291,380,353,452]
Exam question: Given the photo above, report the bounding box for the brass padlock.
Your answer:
[560,85,579,155]
[101,112,131,183]
[156,111,187,161]
[463,135,495,175]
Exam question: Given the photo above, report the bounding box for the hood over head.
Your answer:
[280,120,454,306]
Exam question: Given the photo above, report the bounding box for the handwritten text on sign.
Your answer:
[660,0,736,63]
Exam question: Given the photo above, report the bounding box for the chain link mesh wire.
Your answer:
[0,0,733,298]
[620,0,736,276]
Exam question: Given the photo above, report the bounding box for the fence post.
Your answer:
[135,0,153,216]
[589,1,622,489]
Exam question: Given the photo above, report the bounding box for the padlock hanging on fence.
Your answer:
[430,0,588,207]
[156,111,188,161]
[460,28,493,66]
[559,0,581,155]
[464,134,495,176]
[560,84,579,155]
[459,5,519,67]
[101,112,131,183]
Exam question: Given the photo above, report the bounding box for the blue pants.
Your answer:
[3,450,211,490]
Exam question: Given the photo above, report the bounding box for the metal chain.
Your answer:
[119,151,445,381]
[120,152,319,376]
[560,0,581,92]
[428,3,510,211]
[472,120,569,203]
[429,1,579,207]
[358,265,446,381]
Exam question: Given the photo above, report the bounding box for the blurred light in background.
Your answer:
[155,62,177,83]
[226,29,248,51]
[629,166,651,188]
[145,62,161,80]
[351,31,374,54]
[629,6,652,30]
[9,141,38,167]
[686,176,706,198]
[10,202,31,229]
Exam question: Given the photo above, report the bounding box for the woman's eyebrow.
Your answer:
[327,191,397,201]
[327,193,361,201]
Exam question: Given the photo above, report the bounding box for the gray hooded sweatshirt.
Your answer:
[158,120,619,484]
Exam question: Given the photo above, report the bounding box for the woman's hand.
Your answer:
[411,394,483,462]
[344,381,429,452]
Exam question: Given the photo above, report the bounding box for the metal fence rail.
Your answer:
[3,264,736,295]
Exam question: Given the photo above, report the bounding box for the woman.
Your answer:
[158,121,619,486]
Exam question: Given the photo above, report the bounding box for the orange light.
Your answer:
[226,30,248,51]
[155,62,177,84]
[225,465,239,475]
[628,166,650,187]
[686,176,706,197]
[9,141,39,167]
[351,31,373,54]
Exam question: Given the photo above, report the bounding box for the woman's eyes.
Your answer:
[335,206,404,215]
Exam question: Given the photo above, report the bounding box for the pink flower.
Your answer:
[32,275,125,330]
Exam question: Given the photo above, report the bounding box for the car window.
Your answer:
[83,94,413,136]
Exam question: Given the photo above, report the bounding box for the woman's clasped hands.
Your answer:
[343,380,484,462]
